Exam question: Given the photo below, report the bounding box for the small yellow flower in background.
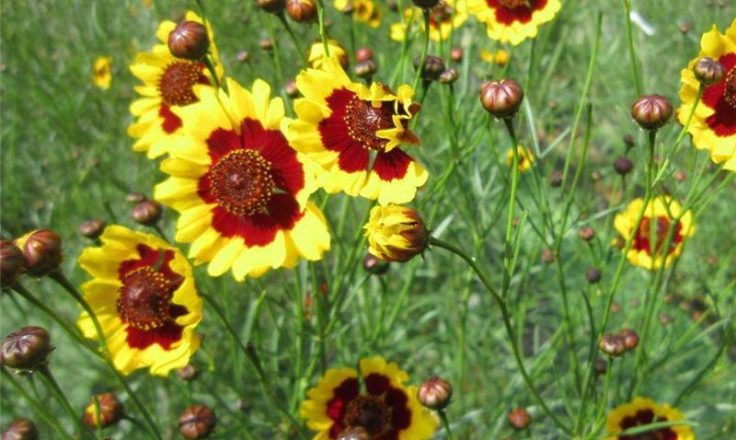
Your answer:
[92,56,112,90]
[300,356,438,439]
[606,397,694,440]
[480,49,510,66]
[307,39,349,69]
[677,18,736,172]
[390,1,467,42]
[613,196,695,270]
[505,145,534,172]
[364,205,428,262]
[77,226,203,376]
[334,0,382,27]
[467,0,561,46]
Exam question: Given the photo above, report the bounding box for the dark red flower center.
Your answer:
[159,61,205,106]
[344,395,391,436]
[632,216,683,257]
[724,67,736,109]
[344,95,395,151]
[209,149,275,217]
[498,0,531,7]
[619,409,677,440]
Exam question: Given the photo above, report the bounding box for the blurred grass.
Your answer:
[1,0,735,438]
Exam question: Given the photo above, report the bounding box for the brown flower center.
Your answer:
[117,266,181,330]
[430,2,453,25]
[498,0,532,8]
[210,149,275,217]
[343,395,391,436]
[159,61,203,106]
[619,409,676,440]
[344,96,394,151]
[724,67,736,109]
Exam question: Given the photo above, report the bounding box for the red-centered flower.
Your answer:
[466,0,561,45]
[606,397,694,440]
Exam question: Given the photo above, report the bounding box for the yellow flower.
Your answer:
[606,397,694,440]
[481,49,510,65]
[300,356,438,439]
[154,78,330,280]
[677,19,736,172]
[308,39,349,70]
[467,0,561,46]
[364,204,428,262]
[504,145,534,172]
[288,57,428,205]
[76,226,203,376]
[390,1,467,42]
[92,56,112,90]
[128,11,224,159]
[613,196,695,270]
[354,0,382,28]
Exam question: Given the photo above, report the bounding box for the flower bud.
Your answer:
[168,21,209,60]
[337,427,369,440]
[623,134,635,148]
[259,37,274,51]
[2,418,38,440]
[412,0,439,9]
[132,200,163,226]
[591,170,603,182]
[618,328,639,351]
[439,68,459,85]
[678,20,692,34]
[355,47,373,63]
[507,407,531,430]
[286,0,317,22]
[364,205,428,263]
[693,57,725,86]
[0,326,52,370]
[1,240,25,289]
[578,226,595,242]
[78,219,106,239]
[256,0,286,13]
[549,169,563,187]
[585,267,602,284]
[479,79,524,119]
[83,392,124,428]
[14,229,63,277]
[126,192,146,203]
[450,47,464,63]
[541,248,555,264]
[674,170,687,182]
[284,79,299,98]
[631,95,673,130]
[593,358,608,375]
[414,55,445,82]
[363,254,389,275]
[613,156,634,176]
[177,364,199,381]
[417,376,453,410]
[598,333,626,357]
[179,405,216,439]
[354,60,377,79]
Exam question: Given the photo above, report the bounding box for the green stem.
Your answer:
[623,0,642,96]
[411,9,431,93]
[38,367,90,439]
[315,0,330,56]
[501,117,521,298]
[439,409,454,440]
[276,13,305,62]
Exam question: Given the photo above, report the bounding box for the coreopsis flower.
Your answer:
[92,56,112,90]
[364,205,428,262]
[300,356,438,439]
[336,0,383,28]
[504,145,534,172]
[480,49,510,66]
[678,19,736,172]
[308,39,350,69]
[289,57,428,205]
[77,225,202,376]
[154,79,330,280]
[390,1,467,42]
[467,0,561,46]
[606,397,694,440]
[128,11,224,159]
[613,196,695,270]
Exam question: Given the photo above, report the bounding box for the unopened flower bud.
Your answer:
[541,248,555,264]
[578,226,595,242]
[623,134,635,148]
[450,47,464,63]
[618,328,639,351]
[585,267,602,284]
[177,364,199,381]
[179,405,216,439]
[168,21,209,60]
[78,219,106,239]
[674,170,687,182]
[354,60,377,79]
[1,240,25,289]
[417,376,453,410]
[591,170,603,182]
[678,20,692,34]
[0,326,52,371]
[284,79,299,98]
[480,79,524,119]
[598,333,626,357]
[414,55,445,82]
[549,169,563,187]
[412,0,439,9]
[337,427,369,440]
[355,47,373,63]
[14,229,62,277]
[364,205,428,263]
[126,192,146,203]
[2,418,38,440]
[83,392,124,428]
[259,37,274,51]
[594,358,608,375]
[256,0,286,13]
[439,68,459,85]
[132,200,163,226]
[507,407,531,430]
[287,0,317,22]
[613,156,634,176]
[693,57,725,86]
[631,95,673,130]
[387,0,399,11]
[363,254,389,275]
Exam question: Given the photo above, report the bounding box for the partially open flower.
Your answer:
[0,326,52,371]
[307,39,349,69]
[2,418,38,440]
[480,79,524,119]
[355,47,373,63]
[585,267,602,284]
[83,392,124,428]
[417,376,453,410]
[693,56,724,86]
[354,60,377,79]
[364,205,428,262]
[507,407,531,430]
[578,226,595,242]
[631,95,673,130]
[1,240,25,289]
[287,0,317,22]
[177,364,200,381]
[14,229,63,277]
[439,68,459,85]
[179,404,216,439]
[168,21,209,60]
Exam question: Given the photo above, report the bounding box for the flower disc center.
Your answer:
[159,61,204,107]
[117,266,179,330]
[344,96,394,151]
[210,149,275,217]
[498,0,532,8]
[633,216,680,256]
[724,67,736,109]
[343,395,391,436]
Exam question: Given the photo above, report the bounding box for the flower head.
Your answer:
[300,356,438,439]
[128,11,223,159]
[613,196,695,270]
[308,39,349,69]
[92,56,112,90]
[76,225,202,376]
[154,78,330,280]
[390,1,467,42]
[505,145,534,172]
[467,0,561,46]
[606,397,693,440]
[677,19,736,172]
[364,205,428,262]
[289,57,428,205]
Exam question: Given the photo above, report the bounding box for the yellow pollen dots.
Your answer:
[344,96,394,151]
[116,266,178,331]
[209,149,275,217]
[725,67,736,108]
[158,61,203,106]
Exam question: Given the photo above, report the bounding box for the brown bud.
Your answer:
[83,392,124,428]
[610,302,622,314]
[414,55,445,82]
[623,133,635,147]
[15,229,63,277]
[677,20,692,34]
[177,364,199,381]
[439,68,459,85]
[259,37,274,51]
[2,418,38,440]
[693,57,725,86]
[286,0,317,22]
[256,0,286,13]
[631,95,673,130]
[132,200,163,226]
[387,0,399,12]
[363,254,389,275]
[507,407,531,430]
[618,328,639,351]
[0,326,52,370]
[126,192,146,203]
[236,50,250,63]
[1,240,25,289]
[585,267,602,284]
[479,79,524,119]
[168,21,209,60]
[578,226,595,242]
[355,47,374,63]
[354,60,377,79]
[337,427,369,440]
[179,405,216,439]
[417,376,453,410]
[412,0,439,9]
[674,170,687,182]
[549,169,563,187]
[541,248,555,264]
[284,79,299,98]
[78,219,106,239]
[450,47,464,63]
[598,333,626,357]
[593,358,608,375]
[613,156,634,176]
